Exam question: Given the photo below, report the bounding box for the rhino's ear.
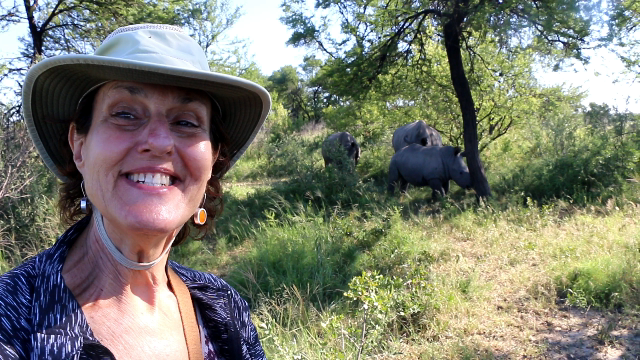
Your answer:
[454,146,462,156]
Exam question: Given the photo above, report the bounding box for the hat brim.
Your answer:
[23,54,271,181]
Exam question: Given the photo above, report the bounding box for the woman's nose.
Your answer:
[142,117,174,155]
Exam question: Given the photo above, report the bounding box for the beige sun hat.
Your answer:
[23,24,271,180]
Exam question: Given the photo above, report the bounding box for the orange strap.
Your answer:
[168,267,204,360]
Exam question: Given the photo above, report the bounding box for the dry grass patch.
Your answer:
[391,204,640,358]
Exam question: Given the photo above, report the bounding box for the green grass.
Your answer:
[233,201,639,358]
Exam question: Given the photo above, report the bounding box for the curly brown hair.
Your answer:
[56,86,230,246]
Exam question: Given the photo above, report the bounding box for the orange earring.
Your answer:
[193,194,207,225]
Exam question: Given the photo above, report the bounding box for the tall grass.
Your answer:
[229,200,639,358]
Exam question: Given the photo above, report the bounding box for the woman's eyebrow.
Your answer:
[176,94,209,107]
[112,84,147,97]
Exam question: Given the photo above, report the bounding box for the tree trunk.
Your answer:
[23,0,43,64]
[442,17,491,198]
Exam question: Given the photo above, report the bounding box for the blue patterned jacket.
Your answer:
[0,217,266,359]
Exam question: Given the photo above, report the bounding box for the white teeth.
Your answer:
[127,173,173,186]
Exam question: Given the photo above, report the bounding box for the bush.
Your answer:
[0,124,61,272]
[491,104,639,205]
[556,256,640,310]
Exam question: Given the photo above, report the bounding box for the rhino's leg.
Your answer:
[398,178,409,194]
[442,180,450,195]
[388,163,399,195]
[428,179,445,199]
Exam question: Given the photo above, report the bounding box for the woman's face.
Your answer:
[70,81,215,238]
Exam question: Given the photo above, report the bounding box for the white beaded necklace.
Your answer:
[93,208,175,271]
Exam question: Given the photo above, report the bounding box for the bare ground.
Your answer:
[416,206,640,360]
[531,306,639,359]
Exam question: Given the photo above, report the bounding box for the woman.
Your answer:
[0,24,270,359]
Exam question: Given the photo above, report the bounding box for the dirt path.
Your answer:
[532,306,639,359]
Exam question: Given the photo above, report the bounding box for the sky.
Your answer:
[2,0,639,112]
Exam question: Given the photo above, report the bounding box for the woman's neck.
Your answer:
[62,217,174,307]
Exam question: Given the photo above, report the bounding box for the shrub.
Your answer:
[556,256,640,310]
[491,104,639,205]
[0,124,60,271]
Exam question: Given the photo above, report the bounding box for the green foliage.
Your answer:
[281,0,596,125]
[265,56,330,125]
[356,142,394,185]
[557,255,640,310]
[32,0,241,58]
[344,267,436,342]
[262,134,324,178]
[218,158,375,247]
[209,53,268,85]
[282,0,598,198]
[607,0,640,76]
[224,208,397,306]
[304,25,559,154]
[0,124,60,271]
[491,102,640,205]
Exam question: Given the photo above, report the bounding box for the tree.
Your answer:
[267,56,332,124]
[281,0,596,198]
[607,0,640,77]
[268,65,308,121]
[0,0,243,104]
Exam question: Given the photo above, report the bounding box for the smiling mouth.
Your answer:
[126,173,175,187]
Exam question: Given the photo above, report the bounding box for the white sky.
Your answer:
[2,0,639,112]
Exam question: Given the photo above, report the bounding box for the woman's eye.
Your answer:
[113,111,135,119]
[175,120,198,127]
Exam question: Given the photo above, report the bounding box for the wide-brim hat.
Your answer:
[23,24,271,181]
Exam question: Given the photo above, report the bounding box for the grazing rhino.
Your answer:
[392,120,443,152]
[388,144,472,198]
[322,132,361,168]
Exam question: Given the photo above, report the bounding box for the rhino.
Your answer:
[322,132,361,168]
[392,120,443,152]
[388,144,472,198]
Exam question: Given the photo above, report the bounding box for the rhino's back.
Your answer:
[426,126,443,146]
[391,145,448,184]
[325,132,342,143]
[392,120,443,151]
[323,132,345,153]
[392,121,422,150]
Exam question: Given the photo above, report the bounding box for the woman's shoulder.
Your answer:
[0,256,40,354]
[0,218,88,348]
[0,256,40,306]
[0,218,86,300]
